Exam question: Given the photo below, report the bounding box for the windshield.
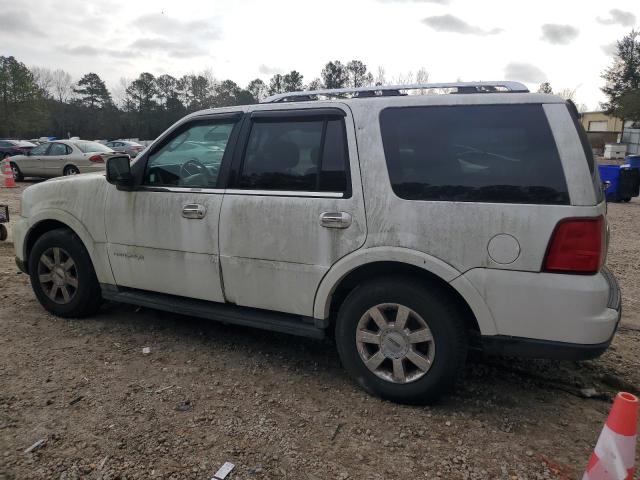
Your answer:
[74,141,114,153]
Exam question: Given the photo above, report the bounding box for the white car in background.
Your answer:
[9,140,122,180]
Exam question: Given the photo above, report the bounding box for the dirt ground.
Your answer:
[1,181,639,480]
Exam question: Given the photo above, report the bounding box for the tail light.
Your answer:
[89,154,104,163]
[543,216,605,274]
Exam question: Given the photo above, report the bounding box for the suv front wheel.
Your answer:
[335,277,467,404]
[29,228,102,317]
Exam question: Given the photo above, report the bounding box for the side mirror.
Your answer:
[106,156,134,190]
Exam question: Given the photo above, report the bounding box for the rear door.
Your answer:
[44,142,70,176]
[218,106,366,316]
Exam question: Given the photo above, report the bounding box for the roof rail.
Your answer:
[262,81,529,103]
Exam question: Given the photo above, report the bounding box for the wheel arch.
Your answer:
[313,247,497,336]
[23,210,114,284]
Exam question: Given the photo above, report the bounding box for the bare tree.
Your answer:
[51,69,73,103]
[556,87,577,101]
[375,66,386,86]
[31,66,54,97]
[111,77,132,109]
[306,78,324,91]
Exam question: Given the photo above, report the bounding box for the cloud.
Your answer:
[601,42,617,56]
[379,0,450,3]
[259,64,282,75]
[129,38,206,58]
[597,9,636,27]
[540,24,579,45]
[422,15,502,35]
[59,45,140,59]
[504,62,547,83]
[0,10,45,36]
[134,13,221,40]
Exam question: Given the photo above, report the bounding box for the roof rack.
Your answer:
[262,81,529,103]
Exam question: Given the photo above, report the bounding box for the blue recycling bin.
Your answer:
[599,164,640,201]
[599,165,621,201]
[626,154,640,170]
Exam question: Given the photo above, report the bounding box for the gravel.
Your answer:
[1,182,639,479]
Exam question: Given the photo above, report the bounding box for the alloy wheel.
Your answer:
[356,303,436,384]
[37,247,78,304]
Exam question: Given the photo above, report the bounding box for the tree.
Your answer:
[375,66,386,86]
[556,87,576,101]
[268,74,285,95]
[155,74,178,107]
[282,70,304,92]
[601,30,640,117]
[321,61,349,89]
[616,90,640,123]
[537,82,553,94]
[306,78,324,91]
[73,73,112,109]
[247,78,267,102]
[212,79,241,106]
[31,67,54,97]
[51,69,73,103]
[0,56,47,137]
[346,60,373,88]
[127,72,158,112]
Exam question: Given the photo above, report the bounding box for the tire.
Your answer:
[63,165,80,176]
[335,277,468,404]
[10,162,24,181]
[29,228,101,318]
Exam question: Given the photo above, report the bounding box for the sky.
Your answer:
[1,0,638,110]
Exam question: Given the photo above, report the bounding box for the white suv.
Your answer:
[13,82,621,404]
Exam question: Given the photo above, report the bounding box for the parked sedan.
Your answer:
[105,140,145,158]
[8,140,124,180]
[0,140,37,158]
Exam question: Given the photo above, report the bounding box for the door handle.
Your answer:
[319,211,352,229]
[182,203,207,219]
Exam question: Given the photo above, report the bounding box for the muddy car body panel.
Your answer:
[13,82,621,403]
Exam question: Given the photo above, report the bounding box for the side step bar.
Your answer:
[100,285,327,339]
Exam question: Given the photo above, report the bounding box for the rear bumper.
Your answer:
[463,266,622,347]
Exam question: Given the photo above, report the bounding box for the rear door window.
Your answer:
[235,115,350,194]
[380,104,570,204]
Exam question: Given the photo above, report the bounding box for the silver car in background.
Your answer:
[9,140,124,180]
[105,140,145,158]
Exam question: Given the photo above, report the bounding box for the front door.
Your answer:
[104,114,240,302]
[21,142,50,176]
[219,106,367,316]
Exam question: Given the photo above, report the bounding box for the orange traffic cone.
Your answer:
[583,392,638,480]
[1,158,17,188]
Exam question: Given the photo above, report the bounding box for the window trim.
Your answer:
[229,109,352,197]
[134,112,243,192]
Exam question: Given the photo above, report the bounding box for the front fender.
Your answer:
[23,209,115,284]
[313,246,498,335]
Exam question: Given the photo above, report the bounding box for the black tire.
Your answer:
[29,228,101,318]
[63,165,80,176]
[10,162,24,181]
[335,277,467,404]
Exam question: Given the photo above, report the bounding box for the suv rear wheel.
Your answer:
[335,277,467,404]
[29,229,101,317]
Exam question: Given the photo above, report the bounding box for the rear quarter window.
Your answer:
[380,104,570,204]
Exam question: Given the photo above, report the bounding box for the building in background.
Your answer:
[580,111,640,156]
